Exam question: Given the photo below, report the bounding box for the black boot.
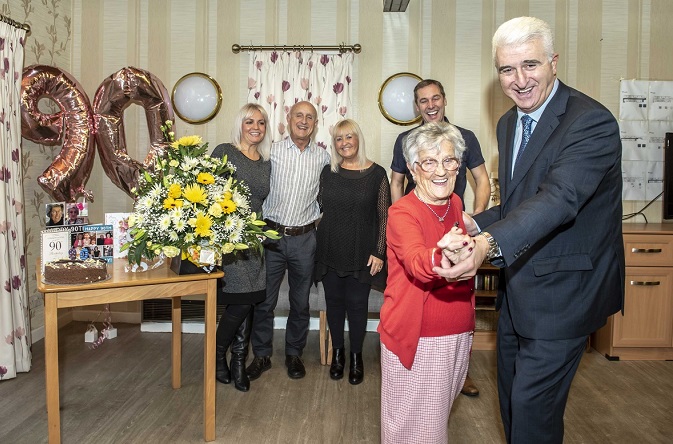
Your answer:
[216,310,245,385]
[230,311,252,392]
[329,348,345,380]
[216,344,230,384]
[349,352,364,385]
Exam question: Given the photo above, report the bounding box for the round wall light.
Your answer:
[378,72,422,125]
[171,72,222,124]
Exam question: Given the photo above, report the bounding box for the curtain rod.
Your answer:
[0,14,31,34]
[232,43,361,54]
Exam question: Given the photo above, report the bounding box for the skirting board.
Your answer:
[141,317,380,334]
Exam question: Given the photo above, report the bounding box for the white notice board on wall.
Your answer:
[619,79,672,201]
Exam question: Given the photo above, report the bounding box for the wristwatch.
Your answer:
[479,231,503,265]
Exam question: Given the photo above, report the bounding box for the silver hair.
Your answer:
[230,103,271,161]
[492,16,555,67]
[403,122,466,169]
[330,119,367,173]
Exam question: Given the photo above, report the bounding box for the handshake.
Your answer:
[432,212,490,281]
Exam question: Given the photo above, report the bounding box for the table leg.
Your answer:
[204,279,216,441]
[172,296,182,389]
[44,293,61,444]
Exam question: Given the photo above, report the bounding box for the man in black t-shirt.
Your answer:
[390,79,490,213]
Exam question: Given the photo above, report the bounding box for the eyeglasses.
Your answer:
[414,157,460,173]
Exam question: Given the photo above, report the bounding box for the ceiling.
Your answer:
[383,0,411,12]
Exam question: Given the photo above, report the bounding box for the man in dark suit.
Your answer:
[435,16,624,443]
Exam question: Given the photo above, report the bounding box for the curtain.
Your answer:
[247,51,353,150]
[0,21,30,381]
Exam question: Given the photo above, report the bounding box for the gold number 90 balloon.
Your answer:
[20,65,175,201]
[93,67,174,197]
[21,65,96,202]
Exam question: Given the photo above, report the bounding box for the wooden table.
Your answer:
[36,260,224,443]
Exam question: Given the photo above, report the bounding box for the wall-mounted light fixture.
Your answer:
[378,72,422,125]
[171,72,222,124]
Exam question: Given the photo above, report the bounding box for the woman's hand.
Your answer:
[368,255,384,276]
[436,226,475,266]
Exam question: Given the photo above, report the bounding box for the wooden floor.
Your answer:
[1,322,672,443]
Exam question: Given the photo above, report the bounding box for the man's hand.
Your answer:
[462,212,479,236]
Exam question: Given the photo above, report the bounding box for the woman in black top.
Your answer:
[315,119,391,384]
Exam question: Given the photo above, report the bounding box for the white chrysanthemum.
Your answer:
[235,217,245,231]
[184,233,194,243]
[232,190,250,212]
[149,183,164,199]
[229,227,243,243]
[169,231,179,242]
[224,217,235,231]
[159,214,172,231]
[181,157,200,171]
[174,218,186,232]
[138,195,154,210]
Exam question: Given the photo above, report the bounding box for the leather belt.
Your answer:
[264,219,315,236]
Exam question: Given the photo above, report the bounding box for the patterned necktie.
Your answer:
[516,115,534,164]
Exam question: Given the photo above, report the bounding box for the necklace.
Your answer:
[415,190,451,222]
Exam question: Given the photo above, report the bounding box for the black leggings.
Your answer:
[322,271,370,353]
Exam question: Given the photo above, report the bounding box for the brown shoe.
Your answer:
[461,374,479,397]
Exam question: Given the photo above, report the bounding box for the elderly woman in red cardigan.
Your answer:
[378,122,475,444]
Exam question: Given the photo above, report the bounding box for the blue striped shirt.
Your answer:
[262,137,331,226]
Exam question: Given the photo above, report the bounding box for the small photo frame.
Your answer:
[45,202,65,227]
[64,202,90,226]
[83,224,114,263]
[105,213,132,258]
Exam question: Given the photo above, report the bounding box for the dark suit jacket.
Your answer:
[473,81,625,340]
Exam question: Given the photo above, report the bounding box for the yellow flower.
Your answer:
[208,202,223,218]
[197,172,215,185]
[223,191,233,200]
[162,246,180,257]
[171,135,203,149]
[174,199,184,208]
[168,183,182,198]
[163,197,177,209]
[220,199,237,214]
[194,213,213,237]
[183,184,208,204]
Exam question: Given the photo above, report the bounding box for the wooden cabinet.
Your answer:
[591,223,673,360]
[473,264,499,350]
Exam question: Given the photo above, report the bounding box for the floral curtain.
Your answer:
[247,51,353,150]
[0,21,30,382]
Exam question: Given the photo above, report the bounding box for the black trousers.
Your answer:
[322,270,370,353]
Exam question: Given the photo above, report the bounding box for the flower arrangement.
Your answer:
[122,121,279,268]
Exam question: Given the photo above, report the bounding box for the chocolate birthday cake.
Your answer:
[44,259,108,284]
